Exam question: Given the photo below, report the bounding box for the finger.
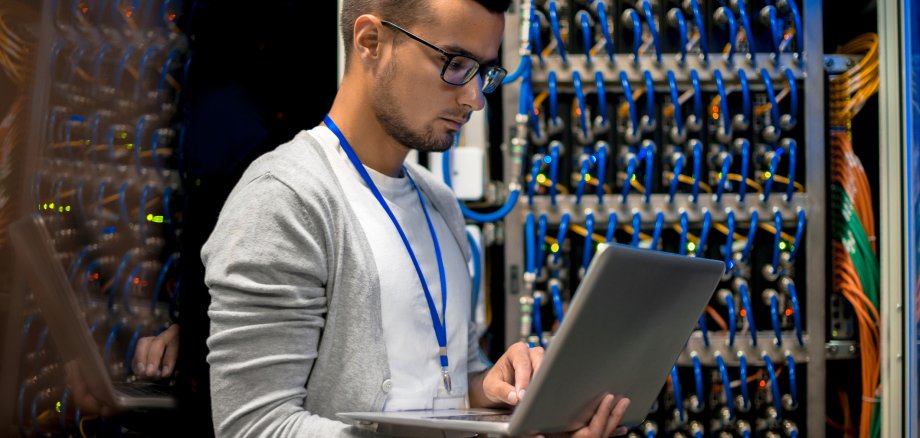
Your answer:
[160,334,180,376]
[66,361,108,416]
[144,337,168,378]
[576,394,614,437]
[133,337,150,375]
[485,376,520,405]
[528,346,545,378]
[603,397,631,437]
[612,426,628,436]
[509,343,534,395]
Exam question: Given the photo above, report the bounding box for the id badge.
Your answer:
[433,385,466,410]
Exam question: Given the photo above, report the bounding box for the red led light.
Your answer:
[168,13,177,21]
[133,277,140,285]
[785,308,793,317]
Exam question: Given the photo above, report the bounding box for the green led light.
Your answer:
[153,215,164,223]
[56,401,61,413]
[536,174,546,184]
[65,205,71,212]
[687,242,697,252]
[125,143,134,150]
[195,178,202,186]
[58,207,63,212]
[550,243,560,253]
[119,132,128,140]
[147,213,154,221]
[779,241,788,250]
[49,202,55,210]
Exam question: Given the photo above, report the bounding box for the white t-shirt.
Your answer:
[309,126,472,411]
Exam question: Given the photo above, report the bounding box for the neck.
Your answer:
[325,77,410,178]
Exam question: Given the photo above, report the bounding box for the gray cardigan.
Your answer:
[203,131,487,437]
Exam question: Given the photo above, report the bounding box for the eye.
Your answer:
[446,59,466,72]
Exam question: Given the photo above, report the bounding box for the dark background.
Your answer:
[176,1,338,434]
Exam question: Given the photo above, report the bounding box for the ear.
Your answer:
[353,14,388,65]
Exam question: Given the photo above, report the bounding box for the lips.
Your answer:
[441,118,464,129]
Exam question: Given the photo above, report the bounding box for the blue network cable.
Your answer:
[669,153,685,204]
[643,71,656,131]
[738,138,751,202]
[595,142,608,205]
[690,70,703,130]
[595,72,609,130]
[533,293,544,347]
[577,10,593,61]
[625,8,643,63]
[125,323,145,374]
[605,212,618,244]
[723,290,737,346]
[717,7,737,65]
[667,71,683,141]
[782,0,804,65]
[714,69,731,141]
[528,156,541,206]
[593,0,615,62]
[582,212,596,270]
[118,181,130,226]
[689,0,709,63]
[170,278,181,322]
[138,185,152,242]
[724,210,736,273]
[738,69,751,129]
[735,0,757,65]
[157,48,183,99]
[68,245,92,280]
[620,71,640,142]
[691,352,704,410]
[641,0,662,63]
[643,142,655,204]
[136,45,162,101]
[765,5,782,61]
[531,15,544,67]
[679,211,689,255]
[716,353,735,419]
[537,214,548,277]
[651,212,665,251]
[104,319,125,368]
[60,387,70,431]
[505,49,534,84]
[715,152,732,204]
[544,143,559,208]
[549,279,564,323]
[553,212,571,266]
[786,353,798,408]
[762,148,784,202]
[631,211,642,247]
[790,208,806,262]
[785,279,804,346]
[696,209,711,257]
[33,325,48,373]
[671,365,685,423]
[573,71,589,139]
[761,68,781,140]
[671,8,688,65]
[738,352,750,410]
[691,139,703,204]
[772,210,783,276]
[762,353,782,418]
[152,252,180,312]
[526,213,536,278]
[622,154,638,205]
[699,313,710,347]
[739,282,758,346]
[122,263,146,315]
[112,46,136,97]
[548,0,567,64]
[741,210,759,262]
[443,149,521,223]
[575,155,592,205]
[548,71,559,126]
[784,138,798,202]
[770,293,783,345]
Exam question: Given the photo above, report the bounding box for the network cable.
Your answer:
[762,352,782,418]
[715,352,735,419]
[592,0,615,63]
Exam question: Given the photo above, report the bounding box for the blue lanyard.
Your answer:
[323,115,452,393]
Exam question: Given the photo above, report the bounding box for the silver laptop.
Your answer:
[338,243,724,436]
[10,214,176,410]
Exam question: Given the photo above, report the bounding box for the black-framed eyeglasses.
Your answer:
[382,20,506,94]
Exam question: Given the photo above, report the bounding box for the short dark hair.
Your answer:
[340,0,511,68]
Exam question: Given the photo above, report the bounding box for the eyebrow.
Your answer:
[441,44,499,66]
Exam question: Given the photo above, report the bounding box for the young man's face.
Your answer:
[372,0,504,153]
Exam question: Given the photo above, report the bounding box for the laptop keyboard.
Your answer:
[113,380,175,397]
[428,413,512,422]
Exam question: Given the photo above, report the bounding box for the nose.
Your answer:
[458,74,486,112]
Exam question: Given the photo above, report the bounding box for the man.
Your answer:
[203,0,630,436]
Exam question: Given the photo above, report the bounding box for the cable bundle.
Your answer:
[0,0,35,86]
[829,33,880,438]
